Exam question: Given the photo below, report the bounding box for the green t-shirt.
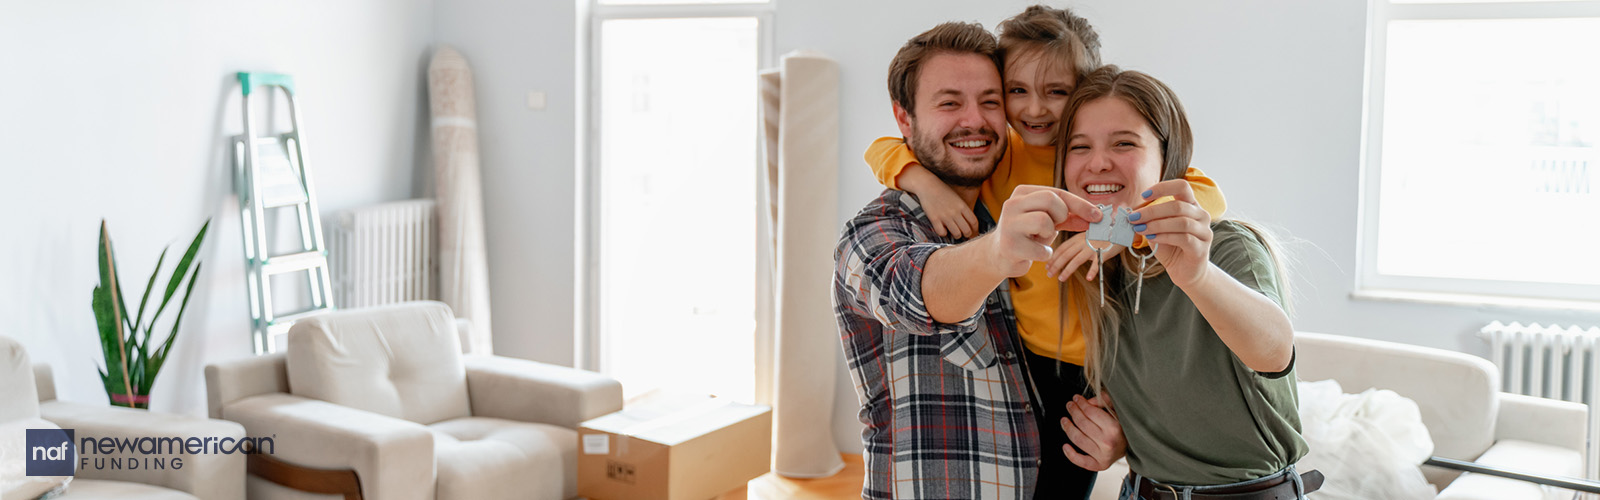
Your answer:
[1099,220,1308,486]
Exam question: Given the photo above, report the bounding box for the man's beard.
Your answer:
[906,124,1002,188]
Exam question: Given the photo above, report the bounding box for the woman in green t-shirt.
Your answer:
[1047,65,1318,499]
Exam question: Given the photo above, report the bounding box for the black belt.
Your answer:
[1134,470,1325,500]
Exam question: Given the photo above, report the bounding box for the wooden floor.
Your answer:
[717,454,864,500]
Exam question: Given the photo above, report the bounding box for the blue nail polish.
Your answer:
[1142,189,1153,198]
[1146,234,1156,240]
[1133,224,1146,232]
[1127,212,1141,222]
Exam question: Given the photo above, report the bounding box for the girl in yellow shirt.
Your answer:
[862,6,1228,498]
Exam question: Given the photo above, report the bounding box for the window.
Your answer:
[1359,0,1600,304]
[579,0,773,403]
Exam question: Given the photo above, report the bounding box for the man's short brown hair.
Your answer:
[887,22,1001,117]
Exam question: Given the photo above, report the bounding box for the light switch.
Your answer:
[526,90,547,110]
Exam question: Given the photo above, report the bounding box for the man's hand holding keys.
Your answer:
[987,185,1103,278]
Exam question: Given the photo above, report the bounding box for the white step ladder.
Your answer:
[232,72,335,354]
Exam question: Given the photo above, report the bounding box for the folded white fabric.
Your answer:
[1296,379,1438,500]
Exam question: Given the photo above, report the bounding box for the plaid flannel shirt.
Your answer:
[833,189,1041,500]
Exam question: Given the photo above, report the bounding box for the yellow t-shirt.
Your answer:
[863,129,1228,365]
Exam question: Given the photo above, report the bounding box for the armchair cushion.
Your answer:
[1,336,40,422]
[429,417,575,500]
[1494,393,1588,451]
[286,301,471,425]
[1435,440,1584,500]
[222,393,435,500]
[462,355,624,428]
[59,479,199,500]
[39,401,246,500]
[33,364,55,403]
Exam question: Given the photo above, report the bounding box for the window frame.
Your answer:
[1356,0,1600,306]
[575,0,777,403]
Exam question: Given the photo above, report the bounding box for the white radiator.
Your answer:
[1480,320,1600,480]
[327,199,436,309]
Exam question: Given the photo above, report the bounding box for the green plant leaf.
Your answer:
[97,221,134,406]
[113,254,135,336]
[91,286,121,385]
[152,260,202,380]
[97,366,123,407]
[151,219,209,325]
[125,328,141,381]
[97,222,111,299]
[133,346,150,396]
[127,299,144,363]
[132,247,169,337]
[96,222,125,335]
[114,259,141,384]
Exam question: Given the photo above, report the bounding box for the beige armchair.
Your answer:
[1088,331,1591,500]
[1294,331,1588,499]
[204,301,623,500]
[1,336,247,500]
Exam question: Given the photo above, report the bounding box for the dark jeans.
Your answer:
[1025,349,1098,500]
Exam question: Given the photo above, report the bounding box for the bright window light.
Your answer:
[596,17,759,402]
[1373,18,1600,292]
[601,0,767,4]
[1391,0,1580,3]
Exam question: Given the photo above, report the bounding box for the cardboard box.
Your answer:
[577,393,772,500]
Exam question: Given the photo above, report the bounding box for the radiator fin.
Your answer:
[1481,320,1600,481]
[327,199,436,309]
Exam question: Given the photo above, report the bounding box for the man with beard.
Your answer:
[833,21,1106,500]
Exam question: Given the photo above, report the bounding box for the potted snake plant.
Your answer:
[91,218,209,409]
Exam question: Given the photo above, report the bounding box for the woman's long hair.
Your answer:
[1052,66,1289,395]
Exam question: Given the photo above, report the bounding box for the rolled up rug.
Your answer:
[427,45,495,354]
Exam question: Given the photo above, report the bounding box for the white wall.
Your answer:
[775,0,1600,453]
[432,0,579,367]
[0,0,435,416]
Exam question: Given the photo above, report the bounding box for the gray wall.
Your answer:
[433,0,580,367]
[0,0,435,416]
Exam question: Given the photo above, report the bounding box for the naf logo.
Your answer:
[26,428,76,476]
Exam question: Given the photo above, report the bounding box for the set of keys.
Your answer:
[1083,204,1158,313]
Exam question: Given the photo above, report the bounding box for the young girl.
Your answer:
[1056,65,1314,499]
[863,6,1228,497]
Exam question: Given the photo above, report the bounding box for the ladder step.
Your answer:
[247,136,310,209]
[267,322,293,339]
[267,307,335,334]
[261,251,327,276]
[261,196,311,211]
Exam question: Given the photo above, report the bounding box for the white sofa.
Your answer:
[1090,331,1589,499]
[205,301,624,500]
[1,336,247,500]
